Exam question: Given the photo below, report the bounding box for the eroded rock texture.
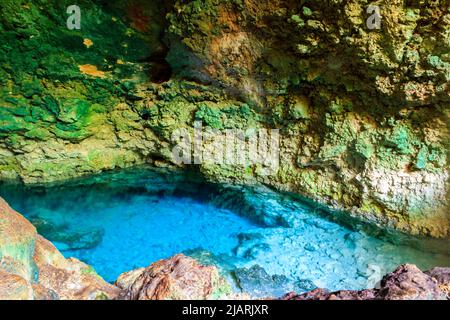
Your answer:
[162,0,450,238]
[0,0,449,238]
[0,197,119,300]
[284,264,449,300]
[116,253,233,300]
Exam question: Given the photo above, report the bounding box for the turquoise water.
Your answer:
[1,168,449,297]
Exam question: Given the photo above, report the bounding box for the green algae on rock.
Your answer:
[0,0,449,239]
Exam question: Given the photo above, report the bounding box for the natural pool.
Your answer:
[1,168,449,298]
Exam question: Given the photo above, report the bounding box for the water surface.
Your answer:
[1,168,448,297]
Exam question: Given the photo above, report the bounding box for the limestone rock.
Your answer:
[377,264,446,300]
[116,254,232,300]
[234,265,302,298]
[283,288,377,300]
[425,267,450,285]
[0,196,37,281]
[0,197,119,300]
[283,264,448,300]
[426,267,450,298]
[33,236,120,300]
[0,270,34,300]
[0,0,448,241]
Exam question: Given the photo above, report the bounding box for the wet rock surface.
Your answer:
[234,265,307,298]
[31,217,104,251]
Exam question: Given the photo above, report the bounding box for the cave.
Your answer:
[0,0,448,305]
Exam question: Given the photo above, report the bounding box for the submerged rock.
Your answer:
[31,217,104,251]
[116,254,233,300]
[234,265,305,298]
[0,197,119,300]
[284,264,448,300]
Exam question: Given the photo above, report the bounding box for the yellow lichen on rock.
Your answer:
[78,64,106,78]
[83,38,94,48]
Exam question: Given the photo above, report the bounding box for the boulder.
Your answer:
[0,197,119,300]
[426,267,450,298]
[283,264,448,300]
[116,254,232,300]
[425,267,450,285]
[0,270,34,300]
[0,196,37,281]
[377,264,447,300]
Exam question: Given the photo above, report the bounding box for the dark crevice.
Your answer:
[149,59,172,84]
[140,110,150,120]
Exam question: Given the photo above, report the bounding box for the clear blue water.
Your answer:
[1,168,449,297]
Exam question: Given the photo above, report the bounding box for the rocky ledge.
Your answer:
[0,196,448,300]
[283,264,449,300]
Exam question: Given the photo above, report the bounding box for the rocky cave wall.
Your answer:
[0,0,449,238]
